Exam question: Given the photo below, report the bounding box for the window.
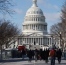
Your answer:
[36,18,37,21]
[37,11,39,14]
[34,18,35,21]
[38,18,39,21]
[32,18,33,21]
[38,25,39,29]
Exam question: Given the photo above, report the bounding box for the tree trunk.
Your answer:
[0,44,2,60]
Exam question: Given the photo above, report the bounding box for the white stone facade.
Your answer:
[22,0,47,35]
[16,0,54,49]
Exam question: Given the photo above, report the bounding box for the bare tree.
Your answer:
[0,0,14,14]
[50,23,61,35]
[61,1,66,21]
[50,1,66,51]
[0,19,20,59]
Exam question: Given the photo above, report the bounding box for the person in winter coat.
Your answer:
[56,48,62,64]
[34,49,39,61]
[27,49,33,62]
[49,48,56,65]
[45,49,49,63]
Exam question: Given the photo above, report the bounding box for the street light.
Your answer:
[51,35,54,46]
[59,32,62,48]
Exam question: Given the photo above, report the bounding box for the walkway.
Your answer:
[0,60,66,65]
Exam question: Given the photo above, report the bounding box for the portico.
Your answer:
[17,34,52,48]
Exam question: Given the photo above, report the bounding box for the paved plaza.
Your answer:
[0,60,66,65]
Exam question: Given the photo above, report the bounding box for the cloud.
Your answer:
[44,12,61,32]
[44,3,59,10]
[53,5,59,10]
[44,12,61,22]
[14,8,23,14]
[38,0,59,10]
[38,0,44,4]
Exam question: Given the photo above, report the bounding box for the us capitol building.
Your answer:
[10,0,60,49]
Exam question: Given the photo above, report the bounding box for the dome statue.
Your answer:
[32,0,37,7]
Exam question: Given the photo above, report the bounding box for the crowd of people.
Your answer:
[11,47,62,65]
[26,48,49,62]
[20,47,62,65]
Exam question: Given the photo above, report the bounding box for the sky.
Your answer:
[1,0,65,33]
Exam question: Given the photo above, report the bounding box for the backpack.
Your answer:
[49,49,56,57]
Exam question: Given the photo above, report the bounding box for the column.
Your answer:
[39,38,40,45]
[31,38,32,45]
[26,38,28,44]
[27,38,28,44]
[38,38,39,45]
[29,38,31,45]
[33,38,34,45]
[25,38,27,44]
[50,38,51,46]
[32,38,34,45]
[23,38,24,45]
[42,38,43,45]
[44,38,45,45]
[32,38,33,45]
[20,38,22,45]
[22,38,23,43]
[34,38,36,45]
[46,38,47,45]
[29,38,30,45]
[40,38,41,45]
[49,38,50,46]
[45,38,47,45]
[28,38,29,44]
[24,38,26,44]
[35,25,36,30]
[43,38,44,45]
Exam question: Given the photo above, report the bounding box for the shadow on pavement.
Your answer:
[0,58,29,63]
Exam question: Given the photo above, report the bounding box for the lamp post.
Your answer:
[62,38,65,52]
[51,35,53,46]
[59,32,62,48]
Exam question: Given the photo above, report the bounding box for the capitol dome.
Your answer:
[26,5,44,16]
[22,0,48,35]
[26,0,43,14]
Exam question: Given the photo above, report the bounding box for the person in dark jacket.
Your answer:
[27,49,33,61]
[56,48,62,64]
[22,49,26,59]
[34,49,39,61]
[39,49,43,60]
[45,49,49,63]
[42,49,45,60]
